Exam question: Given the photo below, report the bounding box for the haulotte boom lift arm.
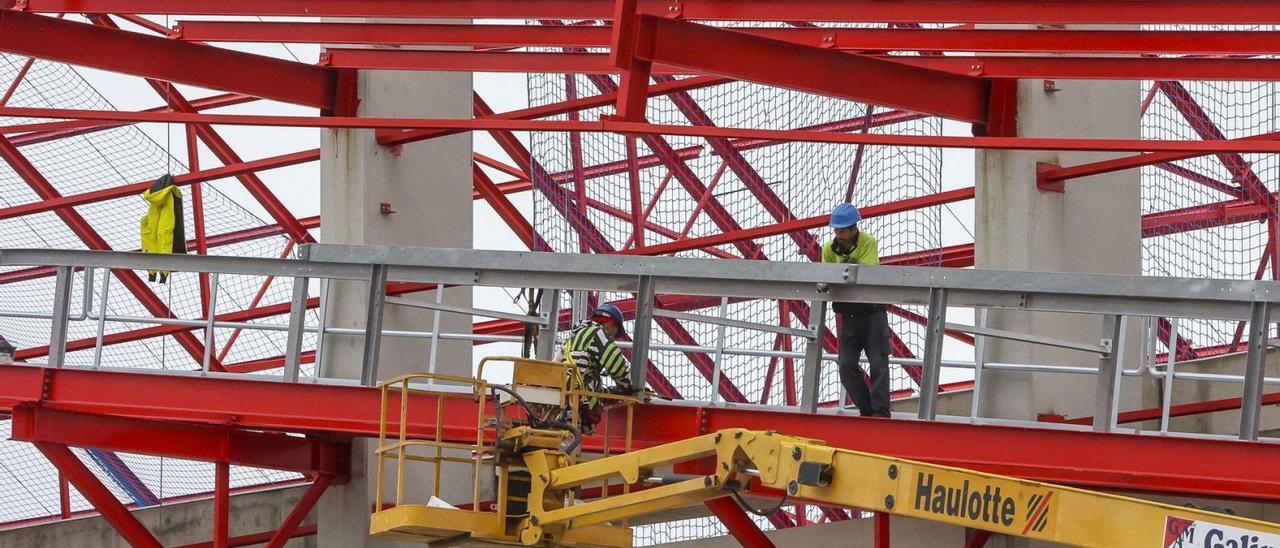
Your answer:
[369,360,1280,547]
[518,428,1280,547]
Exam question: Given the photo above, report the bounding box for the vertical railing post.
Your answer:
[800,299,828,413]
[313,278,329,381]
[427,285,445,374]
[571,290,589,325]
[1159,318,1179,433]
[1092,314,1126,433]
[201,272,220,374]
[282,275,308,383]
[969,308,988,419]
[710,296,729,405]
[361,264,388,387]
[918,287,948,420]
[91,270,112,370]
[47,266,73,367]
[1241,301,1270,440]
[535,288,561,361]
[630,275,655,394]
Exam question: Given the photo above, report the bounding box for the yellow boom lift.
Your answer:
[371,357,1280,547]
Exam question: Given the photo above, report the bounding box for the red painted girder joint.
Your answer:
[170,22,1280,56]
[624,15,988,123]
[0,10,336,109]
[35,442,162,548]
[10,404,349,476]
[15,106,1280,154]
[705,496,776,548]
[14,0,1280,25]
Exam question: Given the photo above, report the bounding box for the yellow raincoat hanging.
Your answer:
[139,174,187,283]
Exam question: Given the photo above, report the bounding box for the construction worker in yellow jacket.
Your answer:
[139,174,186,283]
[822,203,892,417]
[561,304,633,434]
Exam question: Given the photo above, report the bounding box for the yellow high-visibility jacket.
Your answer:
[140,178,186,283]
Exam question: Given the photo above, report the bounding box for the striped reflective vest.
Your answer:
[562,320,631,408]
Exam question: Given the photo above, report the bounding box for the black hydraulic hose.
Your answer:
[485,385,583,453]
[548,421,582,454]
[488,385,546,427]
[731,489,790,518]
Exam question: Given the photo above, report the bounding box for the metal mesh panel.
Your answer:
[527,25,943,408]
[1140,25,1279,356]
[0,55,307,523]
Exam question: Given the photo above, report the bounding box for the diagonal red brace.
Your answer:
[705,496,776,548]
[266,475,334,548]
[35,442,162,548]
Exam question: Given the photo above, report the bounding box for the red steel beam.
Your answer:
[7,365,1279,502]
[377,75,729,147]
[174,21,1280,56]
[0,10,337,110]
[475,91,750,399]
[472,163,543,250]
[21,106,1280,155]
[472,95,613,252]
[966,530,994,548]
[35,441,162,548]
[0,55,35,107]
[84,13,319,246]
[214,462,230,548]
[15,0,1280,24]
[473,152,527,181]
[0,149,319,221]
[0,364,473,439]
[628,404,1280,501]
[321,47,1280,82]
[545,110,926,185]
[10,405,348,475]
[1040,130,1280,183]
[1043,391,1280,427]
[10,93,258,148]
[623,187,975,257]
[891,55,1280,82]
[705,496,776,548]
[265,477,332,548]
[1154,162,1240,198]
[1142,197,1271,238]
[111,13,171,36]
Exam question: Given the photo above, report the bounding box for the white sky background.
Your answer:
[71,16,980,381]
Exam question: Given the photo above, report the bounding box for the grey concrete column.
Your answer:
[316,35,474,546]
[974,28,1146,421]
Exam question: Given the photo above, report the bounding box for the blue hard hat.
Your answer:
[592,304,628,338]
[828,203,862,228]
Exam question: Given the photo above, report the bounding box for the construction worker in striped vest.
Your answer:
[561,304,633,434]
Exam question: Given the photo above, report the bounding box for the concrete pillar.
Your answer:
[315,58,474,545]
[975,41,1144,421]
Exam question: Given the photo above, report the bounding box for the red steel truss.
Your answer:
[0,2,1279,542]
[2,363,1277,502]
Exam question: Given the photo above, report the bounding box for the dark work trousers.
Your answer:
[837,310,892,417]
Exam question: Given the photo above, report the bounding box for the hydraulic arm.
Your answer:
[371,359,1280,547]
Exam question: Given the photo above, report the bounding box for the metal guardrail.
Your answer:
[1,246,1278,441]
